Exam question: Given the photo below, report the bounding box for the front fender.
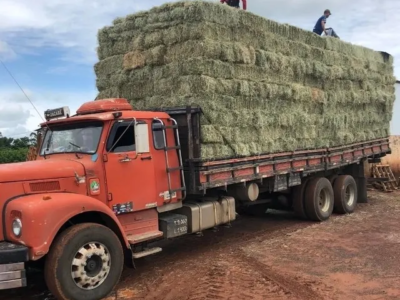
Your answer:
[4,193,130,260]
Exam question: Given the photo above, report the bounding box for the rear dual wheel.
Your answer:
[304,177,335,222]
[292,178,312,220]
[293,177,334,222]
[333,175,358,214]
[293,175,358,222]
[327,174,338,185]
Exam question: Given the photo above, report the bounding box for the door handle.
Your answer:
[141,156,152,161]
[119,157,132,163]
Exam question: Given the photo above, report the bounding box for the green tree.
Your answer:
[0,136,14,148]
[0,132,38,164]
[0,148,29,164]
[12,137,31,148]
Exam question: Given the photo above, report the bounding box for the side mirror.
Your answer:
[135,122,150,153]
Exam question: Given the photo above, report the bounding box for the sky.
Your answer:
[0,0,399,139]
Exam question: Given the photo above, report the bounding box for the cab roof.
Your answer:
[40,98,171,127]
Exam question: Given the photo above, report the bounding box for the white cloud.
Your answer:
[0,0,160,64]
[0,103,30,128]
[0,125,32,139]
[0,87,96,137]
[0,41,16,60]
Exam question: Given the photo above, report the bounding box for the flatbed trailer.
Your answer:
[161,106,390,202]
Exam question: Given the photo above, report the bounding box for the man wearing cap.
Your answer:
[313,9,332,35]
[220,0,247,10]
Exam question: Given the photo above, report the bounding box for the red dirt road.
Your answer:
[1,190,399,300]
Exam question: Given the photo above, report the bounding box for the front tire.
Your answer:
[45,223,124,300]
[304,177,334,222]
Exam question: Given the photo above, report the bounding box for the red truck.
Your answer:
[0,98,390,300]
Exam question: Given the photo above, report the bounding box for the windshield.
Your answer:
[40,121,103,156]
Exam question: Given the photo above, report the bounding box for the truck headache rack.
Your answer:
[153,117,187,200]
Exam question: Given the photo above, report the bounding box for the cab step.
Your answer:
[132,247,162,259]
[127,231,163,244]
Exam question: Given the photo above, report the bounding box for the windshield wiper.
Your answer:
[69,142,81,150]
[69,142,83,159]
[44,131,54,159]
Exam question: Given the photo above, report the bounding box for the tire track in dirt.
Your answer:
[142,248,319,300]
[234,251,322,300]
[187,263,229,300]
[135,213,315,300]
[173,255,296,300]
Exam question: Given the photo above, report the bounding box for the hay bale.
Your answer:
[94,1,395,160]
[201,125,224,144]
[94,55,123,77]
[123,51,146,70]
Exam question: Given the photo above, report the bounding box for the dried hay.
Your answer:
[94,1,395,160]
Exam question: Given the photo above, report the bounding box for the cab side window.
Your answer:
[107,121,135,152]
[152,121,166,150]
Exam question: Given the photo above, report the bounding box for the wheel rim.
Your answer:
[71,242,111,290]
[345,184,356,206]
[318,188,331,213]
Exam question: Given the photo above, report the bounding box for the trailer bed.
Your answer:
[152,106,391,195]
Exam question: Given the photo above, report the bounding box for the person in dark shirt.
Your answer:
[220,0,247,10]
[313,9,331,35]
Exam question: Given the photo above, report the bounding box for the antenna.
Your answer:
[0,59,51,132]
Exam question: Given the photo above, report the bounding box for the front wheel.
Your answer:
[44,223,124,300]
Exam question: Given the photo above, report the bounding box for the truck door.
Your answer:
[104,119,157,213]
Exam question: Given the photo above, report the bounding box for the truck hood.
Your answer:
[0,159,85,183]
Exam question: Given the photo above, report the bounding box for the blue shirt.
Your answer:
[313,15,326,35]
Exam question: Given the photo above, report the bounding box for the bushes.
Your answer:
[0,135,34,164]
[0,148,29,164]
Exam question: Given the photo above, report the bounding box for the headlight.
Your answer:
[12,218,22,237]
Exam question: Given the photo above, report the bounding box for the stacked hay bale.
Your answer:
[94,1,396,160]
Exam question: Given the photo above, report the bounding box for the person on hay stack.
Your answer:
[220,0,247,10]
[313,9,340,38]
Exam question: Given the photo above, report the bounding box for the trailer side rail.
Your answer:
[196,138,390,191]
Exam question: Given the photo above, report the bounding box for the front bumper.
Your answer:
[0,242,29,290]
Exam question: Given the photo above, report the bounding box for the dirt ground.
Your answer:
[1,190,399,300]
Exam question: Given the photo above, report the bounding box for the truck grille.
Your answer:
[30,181,61,192]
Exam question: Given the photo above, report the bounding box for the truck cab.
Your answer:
[38,97,185,209]
[0,98,201,300]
